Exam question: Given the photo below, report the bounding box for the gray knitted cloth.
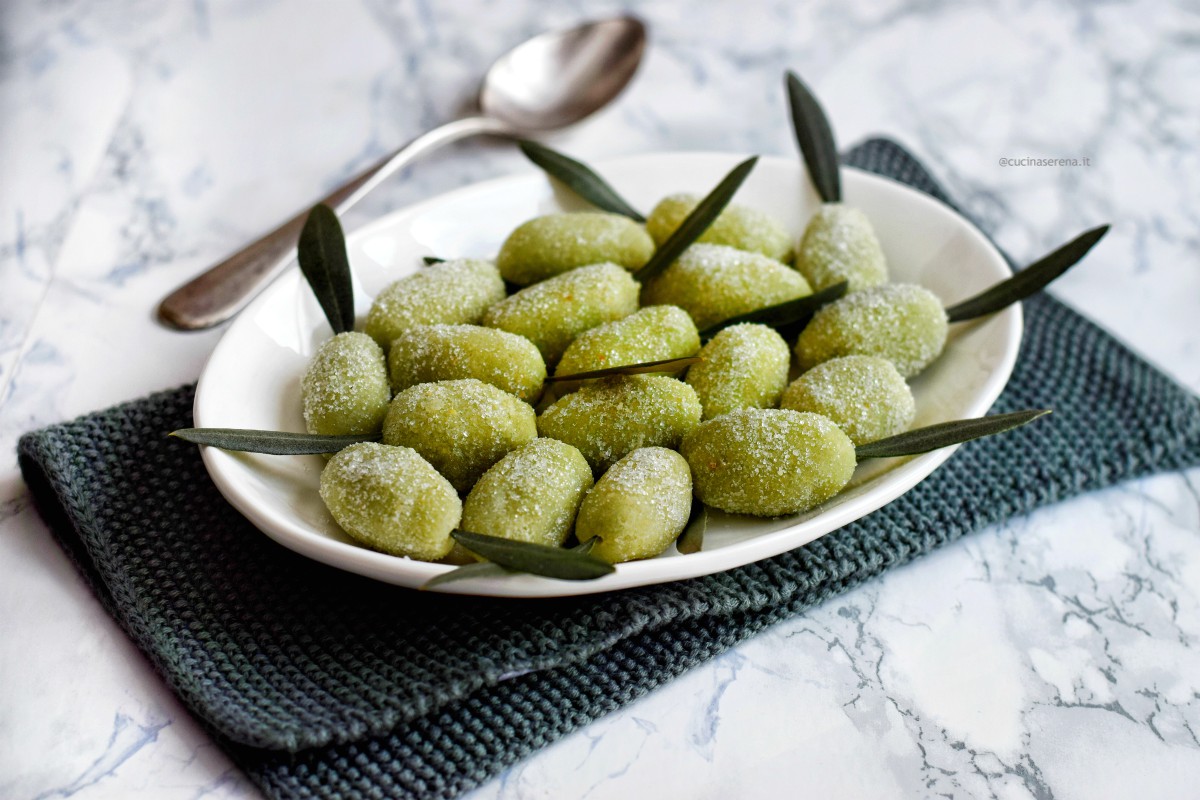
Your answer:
[18,139,1200,799]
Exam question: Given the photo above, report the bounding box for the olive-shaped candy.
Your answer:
[482,262,640,366]
[646,194,793,262]
[461,438,593,550]
[555,305,699,377]
[301,331,391,436]
[388,324,546,402]
[496,212,655,285]
[641,243,812,330]
[382,378,537,492]
[685,323,789,420]
[364,259,505,349]
[795,204,888,292]
[319,442,461,561]
[575,447,693,563]
[681,408,855,517]
[780,355,914,446]
[795,283,949,378]
[537,375,703,474]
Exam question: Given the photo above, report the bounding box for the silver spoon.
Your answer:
[158,16,647,330]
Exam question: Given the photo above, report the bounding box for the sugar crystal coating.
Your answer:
[301,331,391,436]
[388,324,546,401]
[496,212,654,285]
[364,259,505,350]
[575,447,693,563]
[780,355,915,445]
[537,374,703,474]
[681,408,856,517]
[382,378,537,493]
[795,283,949,377]
[461,438,593,551]
[555,305,700,377]
[319,442,461,561]
[646,193,793,262]
[686,323,790,420]
[795,204,888,292]
[482,262,640,366]
[641,243,812,330]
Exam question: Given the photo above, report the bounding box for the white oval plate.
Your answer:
[195,152,1020,597]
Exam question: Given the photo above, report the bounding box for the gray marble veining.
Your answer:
[2,0,1198,797]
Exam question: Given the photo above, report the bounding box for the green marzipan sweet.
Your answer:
[537,375,703,474]
[496,212,655,286]
[382,379,537,493]
[575,447,693,563]
[319,442,462,560]
[301,332,391,437]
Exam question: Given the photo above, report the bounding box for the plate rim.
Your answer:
[195,151,1022,597]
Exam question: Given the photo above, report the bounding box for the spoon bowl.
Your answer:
[481,16,647,131]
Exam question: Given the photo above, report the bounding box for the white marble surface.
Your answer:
[2,0,1199,797]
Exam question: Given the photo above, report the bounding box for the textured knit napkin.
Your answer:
[19,139,1200,799]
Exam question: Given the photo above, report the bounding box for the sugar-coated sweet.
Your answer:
[301,331,391,436]
[641,243,812,330]
[388,324,546,402]
[555,305,700,377]
[319,442,461,561]
[780,355,914,445]
[382,379,537,492]
[685,323,789,420]
[795,204,888,292]
[537,375,703,474]
[364,259,505,349]
[482,262,640,366]
[575,447,693,563]
[496,212,655,285]
[795,283,949,377]
[461,438,593,550]
[646,193,793,262]
[681,408,856,517]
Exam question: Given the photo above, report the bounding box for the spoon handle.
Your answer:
[157,116,510,331]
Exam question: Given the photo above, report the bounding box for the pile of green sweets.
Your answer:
[305,187,963,566]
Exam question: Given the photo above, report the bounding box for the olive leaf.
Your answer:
[519,140,645,221]
[634,157,760,283]
[423,537,602,589]
[297,203,355,334]
[546,355,702,384]
[854,409,1051,460]
[698,281,848,341]
[786,70,841,204]
[945,225,1110,323]
[170,428,376,455]
[422,255,445,265]
[421,561,512,590]
[448,530,614,580]
[676,500,707,555]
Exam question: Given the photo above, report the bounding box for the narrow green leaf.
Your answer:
[854,409,1052,460]
[677,500,707,555]
[946,225,1110,323]
[634,157,760,283]
[297,204,355,334]
[698,281,848,341]
[546,355,701,384]
[170,428,375,455]
[450,530,615,581]
[421,561,512,590]
[786,70,841,203]
[422,537,603,590]
[422,255,445,265]
[518,140,645,221]
[572,538,599,555]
